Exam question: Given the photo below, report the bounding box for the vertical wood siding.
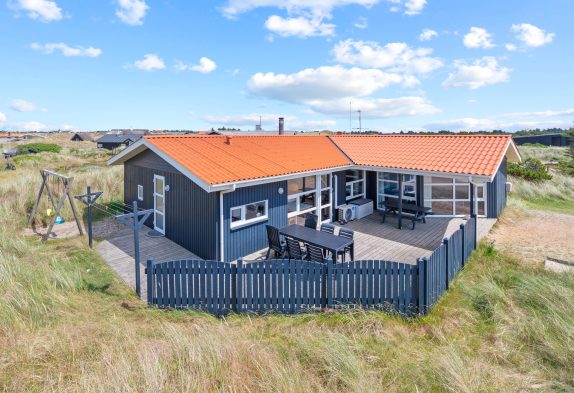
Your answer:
[124,150,219,260]
[223,181,288,261]
[487,158,507,218]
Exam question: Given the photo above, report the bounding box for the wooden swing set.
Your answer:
[28,169,84,240]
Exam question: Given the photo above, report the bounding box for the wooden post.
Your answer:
[87,186,93,248]
[460,223,465,267]
[133,201,141,297]
[443,237,449,289]
[236,258,243,313]
[470,183,475,217]
[147,257,153,305]
[398,174,403,229]
[28,170,47,226]
[417,257,427,314]
[74,186,102,248]
[472,213,478,249]
[327,257,334,308]
[66,178,84,235]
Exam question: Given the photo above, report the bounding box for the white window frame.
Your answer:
[230,200,269,229]
[287,174,332,226]
[377,172,417,205]
[345,170,366,201]
[137,184,144,201]
[423,177,487,217]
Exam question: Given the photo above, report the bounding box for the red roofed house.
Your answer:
[109,134,520,261]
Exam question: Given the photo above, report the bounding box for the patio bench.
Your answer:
[378,201,430,230]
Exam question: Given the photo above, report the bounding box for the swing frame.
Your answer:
[28,169,84,240]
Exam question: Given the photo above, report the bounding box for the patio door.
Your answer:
[153,174,166,234]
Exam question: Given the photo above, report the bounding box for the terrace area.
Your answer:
[245,214,496,265]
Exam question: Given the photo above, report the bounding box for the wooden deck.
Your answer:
[96,225,198,299]
[245,214,496,265]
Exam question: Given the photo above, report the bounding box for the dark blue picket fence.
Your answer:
[146,216,478,316]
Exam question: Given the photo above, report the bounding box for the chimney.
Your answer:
[278,117,284,135]
[225,135,232,145]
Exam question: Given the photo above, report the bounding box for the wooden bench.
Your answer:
[378,200,430,230]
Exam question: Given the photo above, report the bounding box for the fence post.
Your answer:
[327,257,333,309]
[417,257,427,314]
[146,257,153,305]
[443,237,449,290]
[472,213,478,249]
[460,223,465,267]
[235,258,243,313]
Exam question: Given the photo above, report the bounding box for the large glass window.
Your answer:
[424,176,487,216]
[288,174,332,226]
[377,172,417,208]
[345,170,365,201]
[230,200,268,229]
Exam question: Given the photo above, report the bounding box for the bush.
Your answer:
[508,158,552,181]
[17,143,61,154]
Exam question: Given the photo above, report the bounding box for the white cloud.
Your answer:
[511,23,554,48]
[248,65,417,103]
[10,121,48,132]
[505,43,517,52]
[175,57,217,73]
[116,0,149,26]
[419,28,437,41]
[307,96,439,118]
[221,0,379,19]
[132,54,165,71]
[265,15,335,37]
[0,112,6,123]
[332,39,443,74]
[30,42,102,57]
[463,27,494,49]
[442,57,511,89]
[10,99,47,113]
[404,0,427,15]
[499,108,574,118]
[354,16,368,29]
[11,0,63,22]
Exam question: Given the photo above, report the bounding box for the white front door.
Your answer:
[153,175,166,234]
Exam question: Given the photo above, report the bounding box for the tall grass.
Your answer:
[517,145,568,162]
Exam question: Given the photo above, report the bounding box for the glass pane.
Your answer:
[353,181,364,196]
[431,176,453,184]
[455,201,471,215]
[431,201,453,215]
[321,206,330,221]
[321,189,330,205]
[321,174,330,189]
[289,213,307,226]
[455,185,469,200]
[477,201,485,216]
[346,170,363,182]
[288,178,303,195]
[377,195,385,209]
[155,196,164,212]
[403,184,416,199]
[245,201,266,220]
[432,185,453,199]
[231,207,242,223]
[287,198,297,214]
[300,193,316,210]
[155,178,164,194]
[384,181,399,197]
[303,175,316,191]
[403,174,416,183]
[455,178,469,184]
[155,214,164,230]
[380,172,398,181]
[345,185,352,198]
[476,186,484,199]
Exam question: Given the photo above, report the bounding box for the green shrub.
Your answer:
[17,143,61,154]
[508,158,552,181]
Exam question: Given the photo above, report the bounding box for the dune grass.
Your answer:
[0,137,573,392]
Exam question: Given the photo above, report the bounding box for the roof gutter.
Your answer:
[219,184,236,262]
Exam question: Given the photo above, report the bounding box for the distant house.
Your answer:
[96,134,142,150]
[70,132,94,142]
[513,133,569,147]
[109,129,150,136]
[0,132,27,143]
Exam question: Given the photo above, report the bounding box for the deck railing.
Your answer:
[146,215,478,316]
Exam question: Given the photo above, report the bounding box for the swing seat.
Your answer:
[56,216,64,224]
[47,208,55,217]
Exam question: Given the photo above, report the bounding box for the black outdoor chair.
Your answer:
[320,223,336,234]
[337,228,354,262]
[304,213,318,229]
[265,224,286,259]
[285,237,305,260]
[305,243,325,263]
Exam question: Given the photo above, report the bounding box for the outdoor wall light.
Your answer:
[278,187,284,195]
[165,185,171,192]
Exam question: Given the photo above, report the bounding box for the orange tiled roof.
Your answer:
[145,135,351,185]
[329,134,513,177]
[0,132,25,138]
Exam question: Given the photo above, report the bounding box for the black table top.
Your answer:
[379,199,431,213]
[279,224,353,252]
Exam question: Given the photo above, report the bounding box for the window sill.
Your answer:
[230,216,268,230]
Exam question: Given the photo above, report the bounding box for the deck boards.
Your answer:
[96,225,198,299]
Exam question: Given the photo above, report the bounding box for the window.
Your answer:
[345,170,365,201]
[137,185,144,201]
[377,173,416,208]
[424,177,487,216]
[287,174,332,226]
[230,200,268,229]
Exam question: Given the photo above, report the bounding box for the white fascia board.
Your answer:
[353,165,492,182]
[488,139,521,182]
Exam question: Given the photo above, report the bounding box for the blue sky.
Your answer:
[1,0,573,132]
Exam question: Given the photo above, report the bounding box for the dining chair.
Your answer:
[305,243,325,263]
[265,224,285,259]
[285,237,305,260]
[304,213,318,229]
[320,223,336,234]
[337,228,354,262]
